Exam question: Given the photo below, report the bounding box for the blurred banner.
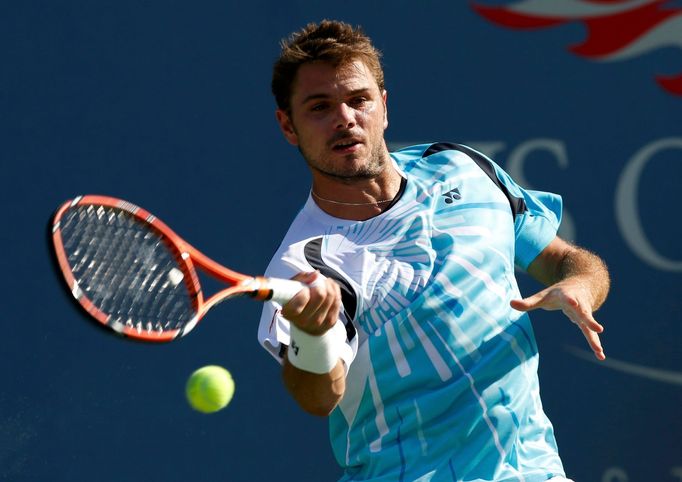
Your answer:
[2,1,679,481]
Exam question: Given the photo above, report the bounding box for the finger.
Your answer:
[579,323,606,360]
[510,289,552,312]
[564,306,605,360]
[281,286,311,319]
[291,271,319,284]
[315,281,343,332]
[298,279,341,334]
[281,271,325,313]
[577,310,604,333]
[562,298,604,334]
[296,277,331,319]
[280,272,323,316]
[307,270,326,287]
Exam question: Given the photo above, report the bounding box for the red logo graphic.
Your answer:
[472,0,682,96]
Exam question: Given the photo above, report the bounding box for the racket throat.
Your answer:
[243,276,277,301]
[200,277,274,315]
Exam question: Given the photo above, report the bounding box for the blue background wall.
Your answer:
[2,1,680,481]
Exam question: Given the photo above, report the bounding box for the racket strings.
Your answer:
[60,205,196,333]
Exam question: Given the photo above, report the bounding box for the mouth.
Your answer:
[331,138,363,152]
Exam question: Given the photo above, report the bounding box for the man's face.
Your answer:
[276,59,389,181]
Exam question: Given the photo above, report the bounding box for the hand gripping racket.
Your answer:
[51,195,303,342]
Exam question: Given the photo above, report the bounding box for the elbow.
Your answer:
[281,360,345,417]
[299,399,338,418]
[284,377,344,418]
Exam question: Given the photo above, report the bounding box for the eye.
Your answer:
[310,103,328,112]
[349,96,368,108]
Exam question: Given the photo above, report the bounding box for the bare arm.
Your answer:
[280,271,346,416]
[511,236,611,360]
[282,357,345,417]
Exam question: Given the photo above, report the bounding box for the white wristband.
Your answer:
[287,321,346,374]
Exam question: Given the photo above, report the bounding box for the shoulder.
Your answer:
[391,142,488,180]
[392,142,487,164]
[264,202,333,278]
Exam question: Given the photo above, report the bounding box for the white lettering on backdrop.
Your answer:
[390,138,681,272]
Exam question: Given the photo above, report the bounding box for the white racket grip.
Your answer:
[267,278,306,305]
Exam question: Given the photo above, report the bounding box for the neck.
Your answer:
[311,168,404,220]
[311,190,397,206]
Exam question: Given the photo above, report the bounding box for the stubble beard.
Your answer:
[299,137,389,183]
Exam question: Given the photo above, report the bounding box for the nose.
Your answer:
[334,103,356,129]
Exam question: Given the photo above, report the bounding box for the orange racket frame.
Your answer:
[51,195,303,342]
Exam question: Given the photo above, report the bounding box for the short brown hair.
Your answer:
[271,20,385,112]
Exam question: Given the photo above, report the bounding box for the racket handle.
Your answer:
[266,278,306,305]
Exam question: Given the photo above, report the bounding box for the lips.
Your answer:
[333,141,360,151]
[331,136,363,151]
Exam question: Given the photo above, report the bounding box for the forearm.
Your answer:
[282,357,346,417]
[527,238,610,310]
[278,272,348,415]
[519,237,609,360]
[556,246,610,310]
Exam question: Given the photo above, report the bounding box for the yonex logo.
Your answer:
[442,187,462,204]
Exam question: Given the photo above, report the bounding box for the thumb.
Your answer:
[510,291,548,312]
[291,270,319,284]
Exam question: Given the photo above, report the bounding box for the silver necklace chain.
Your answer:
[311,190,396,206]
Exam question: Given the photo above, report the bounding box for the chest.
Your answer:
[322,176,516,333]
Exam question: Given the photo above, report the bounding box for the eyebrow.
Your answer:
[300,88,373,106]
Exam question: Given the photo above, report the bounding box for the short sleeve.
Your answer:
[468,148,563,271]
[513,189,562,270]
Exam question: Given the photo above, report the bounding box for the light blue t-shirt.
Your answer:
[259,143,566,482]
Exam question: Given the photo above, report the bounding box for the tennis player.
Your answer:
[257,20,609,482]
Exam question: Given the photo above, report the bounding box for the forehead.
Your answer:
[291,60,379,102]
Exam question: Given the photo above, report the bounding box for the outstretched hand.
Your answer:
[511,277,606,360]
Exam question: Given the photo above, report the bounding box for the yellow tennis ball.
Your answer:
[185,365,235,413]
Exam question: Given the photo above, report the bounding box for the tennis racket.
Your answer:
[51,194,303,342]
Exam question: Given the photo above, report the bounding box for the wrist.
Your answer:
[287,321,346,374]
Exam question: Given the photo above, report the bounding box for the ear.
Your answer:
[382,90,389,129]
[276,109,298,146]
